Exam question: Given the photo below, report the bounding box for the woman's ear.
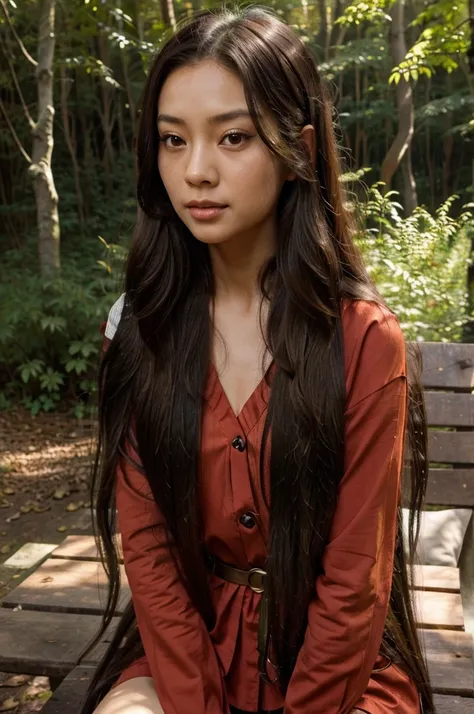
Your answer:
[300,124,316,168]
[286,124,316,181]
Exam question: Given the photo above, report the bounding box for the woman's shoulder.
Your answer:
[104,293,126,340]
[340,298,406,404]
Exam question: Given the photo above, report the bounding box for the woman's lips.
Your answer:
[187,206,227,220]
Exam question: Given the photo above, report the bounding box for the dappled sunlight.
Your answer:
[4,557,130,615]
[1,437,94,480]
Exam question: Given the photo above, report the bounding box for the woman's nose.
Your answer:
[184,145,218,186]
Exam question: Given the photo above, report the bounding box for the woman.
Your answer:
[80,7,434,714]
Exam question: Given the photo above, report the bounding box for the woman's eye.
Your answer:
[159,132,251,148]
[160,134,183,147]
[222,132,250,147]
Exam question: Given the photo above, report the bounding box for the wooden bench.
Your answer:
[0,341,473,713]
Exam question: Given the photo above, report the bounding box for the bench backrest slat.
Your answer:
[407,342,474,508]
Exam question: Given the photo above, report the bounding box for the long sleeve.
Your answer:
[284,305,408,714]
[115,448,230,714]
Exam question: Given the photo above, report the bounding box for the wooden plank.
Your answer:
[425,392,474,428]
[420,629,474,696]
[412,565,460,593]
[47,541,465,595]
[428,431,474,466]
[434,695,474,714]
[52,535,123,563]
[425,468,474,507]
[2,558,130,616]
[414,590,464,630]
[42,665,95,714]
[419,342,474,391]
[0,609,114,677]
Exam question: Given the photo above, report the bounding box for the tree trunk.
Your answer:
[442,76,453,202]
[380,0,418,213]
[59,65,85,227]
[160,0,176,29]
[29,0,60,277]
[98,33,115,197]
[318,0,328,60]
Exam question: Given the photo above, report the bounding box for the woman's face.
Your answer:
[157,59,292,247]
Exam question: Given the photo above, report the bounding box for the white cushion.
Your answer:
[402,508,472,567]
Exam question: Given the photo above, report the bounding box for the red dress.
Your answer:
[108,298,421,714]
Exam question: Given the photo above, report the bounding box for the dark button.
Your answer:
[239,512,256,529]
[232,435,246,452]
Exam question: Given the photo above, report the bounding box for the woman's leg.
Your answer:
[92,677,165,714]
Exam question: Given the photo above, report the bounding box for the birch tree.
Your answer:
[0,0,60,277]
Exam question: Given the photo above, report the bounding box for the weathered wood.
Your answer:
[412,565,460,593]
[50,539,462,592]
[425,468,474,507]
[425,392,474,427]
[49,541,462,594]
[41,665,94,714]
[2,558,130,615]
[428,431,474,466]
[419,342,474,391]
[51,535,123,563]
[434,695,474,713]
[414,590,464,630]
[0,609,114,677]
[420,629,474,695]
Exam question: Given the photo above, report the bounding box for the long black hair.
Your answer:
[80,7,434,713]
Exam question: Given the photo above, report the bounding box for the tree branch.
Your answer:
[0,0,38,67]
[0,98,32,163]
[0,34,35,130]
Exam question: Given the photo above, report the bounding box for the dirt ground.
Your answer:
[0,408,97,712]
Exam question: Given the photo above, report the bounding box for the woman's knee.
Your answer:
[92,677,165,714]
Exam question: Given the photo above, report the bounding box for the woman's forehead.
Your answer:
[157,60,247,115]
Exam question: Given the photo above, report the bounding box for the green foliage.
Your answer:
[355,187,474,341]
[320,36,388,77]
[336,0,392,26]
[389,0,470,82]
[0,238,126,415]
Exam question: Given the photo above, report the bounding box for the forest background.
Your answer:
[0,0,473,417]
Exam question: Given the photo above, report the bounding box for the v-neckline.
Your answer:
[209,359,275,423]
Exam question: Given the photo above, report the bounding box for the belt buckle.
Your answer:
[248,567,266,593]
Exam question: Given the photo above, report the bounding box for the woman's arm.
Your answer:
[284,308,408,714]
[116,448,230,714]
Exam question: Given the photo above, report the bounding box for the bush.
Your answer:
[0,237,126,416]
[354,186,474,342]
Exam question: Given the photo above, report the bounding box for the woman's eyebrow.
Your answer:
[157,109,252,126]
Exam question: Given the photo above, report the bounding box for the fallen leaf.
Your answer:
[6,513,20,523]
[0,675,29,688]
[0,696,20,711]
[0,544,11,555]
[53,488,69,500]
[40,576,53,583]
[0,501,11,509]
[3,488,15,496]
[32,504,51,513]
[65,501,84,512]
[57,525,68,533]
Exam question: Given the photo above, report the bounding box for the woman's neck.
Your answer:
[209,228,275,308]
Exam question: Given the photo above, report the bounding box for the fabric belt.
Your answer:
[207,556,277,684]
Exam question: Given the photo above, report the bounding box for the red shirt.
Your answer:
[111,298,420,714]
